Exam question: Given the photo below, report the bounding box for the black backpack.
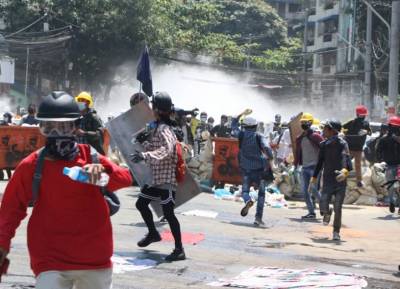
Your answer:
[30,146,120,216]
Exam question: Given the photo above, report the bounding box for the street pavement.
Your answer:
[0,180,399,289]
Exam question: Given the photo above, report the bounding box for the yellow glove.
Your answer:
[335,169,349,182]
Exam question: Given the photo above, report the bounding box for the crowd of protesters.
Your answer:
[0,89,400,287]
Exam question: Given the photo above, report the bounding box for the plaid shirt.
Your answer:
[143,123,178,187]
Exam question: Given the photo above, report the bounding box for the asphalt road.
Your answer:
[0,181,399,289]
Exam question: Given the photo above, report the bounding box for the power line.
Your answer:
[4,14,49,38]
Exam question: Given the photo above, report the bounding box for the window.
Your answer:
[278,3,286,17]
[289,3,301,12]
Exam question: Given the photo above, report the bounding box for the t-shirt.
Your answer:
[301,137,319,167]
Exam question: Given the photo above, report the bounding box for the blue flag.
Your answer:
[136,45,153,97]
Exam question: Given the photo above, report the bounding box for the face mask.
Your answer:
[78,102,87,111]
[357,116,365,121]
[45,137,78,160]
[301,123,311,131]
[200,117,207,122]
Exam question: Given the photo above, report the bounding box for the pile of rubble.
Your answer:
[185,139,214,183]
[344,162,387,205]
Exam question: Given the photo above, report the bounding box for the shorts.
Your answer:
[139,186,176,205]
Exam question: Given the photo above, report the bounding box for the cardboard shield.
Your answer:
[107,102,201,217]
[288,112,303,157]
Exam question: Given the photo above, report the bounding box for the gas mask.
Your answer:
[39,121,78,160]
[301,122,311,131]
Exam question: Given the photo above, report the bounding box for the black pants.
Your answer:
[136,187,182,249]
[320,183,346,233]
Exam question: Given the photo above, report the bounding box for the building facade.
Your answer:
[306,0,363,118]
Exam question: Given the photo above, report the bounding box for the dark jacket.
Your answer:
[211,124,232,138]
[376,135,400,166]
[343,118,371,151]
[313,136,352,186]
[294,129,323,167]
[76,110,105,155]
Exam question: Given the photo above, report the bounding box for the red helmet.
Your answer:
[388,116,400,127]
[356,105,368,116]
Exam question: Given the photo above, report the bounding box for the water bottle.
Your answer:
[63,166,110,187]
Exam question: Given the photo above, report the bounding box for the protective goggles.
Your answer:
[39,121,76,137]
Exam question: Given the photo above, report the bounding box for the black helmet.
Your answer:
[323,119,342,132]
[37,91,81,121]
[130,92,148,107]
[152,91,173,113]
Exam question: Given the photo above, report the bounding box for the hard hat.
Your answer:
[242,116,258,127]
[355,105,368,116]
[75,91,94,108]
[37,91,81,121]
[388,116,400,127]
[300,112,314,123]
[322,119,342,132]
[152,91,173,113]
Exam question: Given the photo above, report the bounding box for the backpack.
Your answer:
[30,146,120,216]
[175,142,186,183]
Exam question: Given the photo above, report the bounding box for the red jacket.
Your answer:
[0,144,132,276]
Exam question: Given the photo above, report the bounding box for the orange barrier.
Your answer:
[211,137,242,185]
[0,126,46,169]
[0,127,111,169]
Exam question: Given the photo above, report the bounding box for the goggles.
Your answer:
[39,121,76,137]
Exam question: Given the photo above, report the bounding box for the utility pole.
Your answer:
[24,47,30,99]
[389,0,400,115]
[363,6,372,110]
[302,0,309,104]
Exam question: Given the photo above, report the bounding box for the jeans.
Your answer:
[386,165,399,206]
[301,165,321,215]
[320,184,346,233]
[350,150,362,183]
[241,170,267,219]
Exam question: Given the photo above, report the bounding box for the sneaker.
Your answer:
[137,232,162,247]
[333,232,341,241]
[240,200,254,217]
[390,203,395,213]
[254,217,265,227]
[323,208,333,226]
[357,181,364,188]
[165,248,186,262]
[301,213,316,220]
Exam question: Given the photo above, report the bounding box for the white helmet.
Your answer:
[242,116,257,127]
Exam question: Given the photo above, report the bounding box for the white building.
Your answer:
[306,0,362,117]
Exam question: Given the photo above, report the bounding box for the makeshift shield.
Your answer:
[288,112,303,157]
[107,102,201,217]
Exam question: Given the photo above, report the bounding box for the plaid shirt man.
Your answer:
[142,123,178,187]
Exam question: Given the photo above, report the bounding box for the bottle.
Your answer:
[63,166,109,187]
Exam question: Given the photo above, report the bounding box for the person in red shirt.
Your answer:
[0,91,132,289]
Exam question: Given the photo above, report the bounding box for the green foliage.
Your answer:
[2,0,298,88]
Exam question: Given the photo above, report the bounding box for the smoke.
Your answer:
[0,96,12,115]
[97,59,355,124]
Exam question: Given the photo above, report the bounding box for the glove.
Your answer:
[135,130,151,144]
[308,176,318,194]
[335,169,349,182]
[130,151,144,163]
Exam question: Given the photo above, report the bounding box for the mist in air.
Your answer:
[97,59,351,123]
